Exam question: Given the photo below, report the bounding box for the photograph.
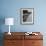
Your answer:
[20,8,34,24]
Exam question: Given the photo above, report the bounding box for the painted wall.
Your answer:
[0,0,46,46]
[0,0,46,32]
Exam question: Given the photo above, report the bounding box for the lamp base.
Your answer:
[8,32,11,35]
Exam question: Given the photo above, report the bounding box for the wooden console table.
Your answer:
[4,32,43,46]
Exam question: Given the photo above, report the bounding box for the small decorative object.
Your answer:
[25,32,38,35]
[20,8,34,24]
[25,32,33,35]
[5,18,14,35]
[25,33,29,35]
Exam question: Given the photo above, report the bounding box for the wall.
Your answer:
[0,0,46,46]
[0,0,46,32]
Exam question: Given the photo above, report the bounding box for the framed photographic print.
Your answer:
[20,8,34,24]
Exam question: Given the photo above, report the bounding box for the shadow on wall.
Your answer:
[0,16,5,32]
[0,16,5,46]
[0,33,4,46]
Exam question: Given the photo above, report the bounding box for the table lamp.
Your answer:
[5,18,14,35]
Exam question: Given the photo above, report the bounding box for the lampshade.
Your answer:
[5,18,14,25]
